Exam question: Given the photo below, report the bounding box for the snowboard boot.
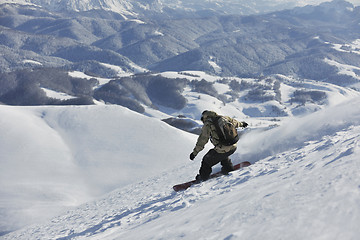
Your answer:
[221,159,234,175]
[221,167,230,175]
[195,174,209,183]
[195,174,202,183]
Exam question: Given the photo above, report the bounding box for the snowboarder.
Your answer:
[190,110,248,182]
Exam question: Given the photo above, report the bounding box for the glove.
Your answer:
[242,121,248,128]
[190,152,196,160]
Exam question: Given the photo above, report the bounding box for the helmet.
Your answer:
[201,110,218,122]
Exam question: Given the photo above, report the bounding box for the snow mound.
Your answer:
[0,105,195,233]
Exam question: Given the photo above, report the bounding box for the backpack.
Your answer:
[211,116,239,146]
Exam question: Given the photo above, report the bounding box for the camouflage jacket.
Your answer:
[192,111,245,156]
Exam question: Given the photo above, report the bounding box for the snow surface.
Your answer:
[324,58,360,79]
[22,59,42,66]
[68,71,112,87]
[331,39,360,56]
[0,105,196,234]
[41,88,77,100]
[2,84,360,239]
[209,56,222,74]
[154,72,359,120]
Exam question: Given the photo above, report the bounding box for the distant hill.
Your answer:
[0,0,359,115]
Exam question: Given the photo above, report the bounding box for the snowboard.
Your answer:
[173,161,251,192]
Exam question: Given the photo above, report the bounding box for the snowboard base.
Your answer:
[173,161,251,192]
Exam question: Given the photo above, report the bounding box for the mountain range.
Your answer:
[1,0,360,112]
[1,0,359,77]
[5,0,355,17]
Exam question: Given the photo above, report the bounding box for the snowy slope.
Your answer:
[3,93,360,239]
[152,71,360,120]
[1,71,360,236]
[0,105,196,234]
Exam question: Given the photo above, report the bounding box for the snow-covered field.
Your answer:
[1,77,360,239]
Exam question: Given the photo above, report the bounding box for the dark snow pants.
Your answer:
[199,148,236,180]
